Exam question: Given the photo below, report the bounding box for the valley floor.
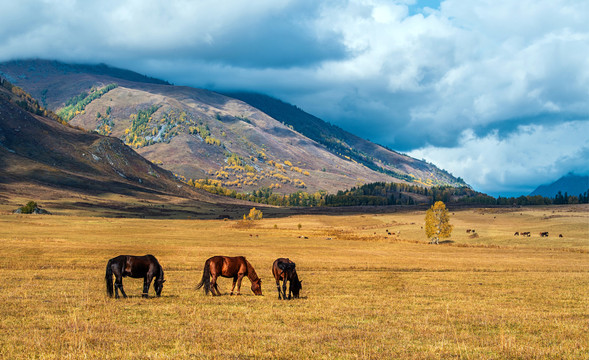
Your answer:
[0,205,587,359]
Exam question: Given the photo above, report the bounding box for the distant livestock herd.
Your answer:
[513,231,563,237]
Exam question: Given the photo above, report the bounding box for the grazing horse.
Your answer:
[540,231,549,237]
[196,256,262,296]
[272,258,302,300]
[105,255,165,298]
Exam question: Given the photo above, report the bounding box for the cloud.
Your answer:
[409,120,589,197]
[0,0,347,67]
[1,0,588,195]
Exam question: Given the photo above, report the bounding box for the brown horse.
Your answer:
[196,256,262,296]
[105,255,165,298]
[272,258,302,300]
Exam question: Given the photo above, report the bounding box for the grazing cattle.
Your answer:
[466,229,472,233]
[514,232,519,236]
[521,232,531,237]
[559,234,563,238]
[540,232,549,237]
[272,258,302,300]
[196,256,262,296]
[105,255,166,299]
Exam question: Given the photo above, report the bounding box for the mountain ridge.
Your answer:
[0,75,261,218]
[529,173,589,198]
[223,91,465,186]
[0,59,467,196]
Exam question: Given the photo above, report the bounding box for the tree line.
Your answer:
[183,177,589,207]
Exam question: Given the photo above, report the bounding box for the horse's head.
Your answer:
[291,279,302,299]
[154,278,166,297]
[251,278,263,295]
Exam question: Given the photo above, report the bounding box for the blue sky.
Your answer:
[1,0,588,197]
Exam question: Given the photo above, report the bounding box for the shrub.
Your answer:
[20,201,38,214]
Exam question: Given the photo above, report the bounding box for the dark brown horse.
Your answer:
[272,258,302,300]
[196,256,262,296]
[105,255,165,298]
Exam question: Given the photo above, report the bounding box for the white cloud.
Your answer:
[409,120,589,196]
[1,0,588,195]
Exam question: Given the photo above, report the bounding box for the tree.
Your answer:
[425,201,453,244]
[244,207,263,221]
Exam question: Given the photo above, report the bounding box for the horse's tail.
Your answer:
[195,259,211,295]
[105,259,114,297]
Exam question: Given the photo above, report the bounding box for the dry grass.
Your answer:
[0,205,587,359]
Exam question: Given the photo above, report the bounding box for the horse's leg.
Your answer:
[287,278,292,300]
[282,277,288,300]
[275,279,282,299]
[236,273,244,295]
[114,281,120,299]
[230,276,237,296]
[115,276,127,298]
[142,276,151,298]
[210,274,220,296]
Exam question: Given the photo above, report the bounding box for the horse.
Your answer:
[196,256,262,296]
[105,255,165,298]
[272,258,302,300]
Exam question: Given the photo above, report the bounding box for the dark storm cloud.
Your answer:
[1,0,588,195]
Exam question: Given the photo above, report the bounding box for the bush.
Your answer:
[20,201,38,214]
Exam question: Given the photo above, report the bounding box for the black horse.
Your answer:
[105,255,165,298]
[272,258,302,300]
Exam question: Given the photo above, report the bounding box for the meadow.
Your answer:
[0,204,587,359]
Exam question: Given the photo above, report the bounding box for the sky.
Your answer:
[1,0,588,197]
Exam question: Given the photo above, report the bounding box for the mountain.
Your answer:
[0,75,256,218]
[0,59,467,195]
[529,174,589,198]
[223,92,464,186]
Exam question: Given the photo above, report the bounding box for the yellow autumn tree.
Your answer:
[244,207,263,221]
[424,201,453,244]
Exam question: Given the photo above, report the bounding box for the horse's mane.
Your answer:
[158,264,165,280]
[245,259,260,282]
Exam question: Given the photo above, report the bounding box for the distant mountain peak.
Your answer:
[529,173,589,197]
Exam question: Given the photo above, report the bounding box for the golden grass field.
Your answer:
[0,204,587,359]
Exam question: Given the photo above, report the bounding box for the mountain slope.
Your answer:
[223,92,465,186]
[0,59,467,195]
[0,76,238,213]
[530,174,589,198]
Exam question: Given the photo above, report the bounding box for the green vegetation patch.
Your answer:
[124,108,224,149]
[57,83,118,122]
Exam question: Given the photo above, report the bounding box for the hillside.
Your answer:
[224,92,465,186]
[0,59,467,195]
[530,173,589,198]
[0,76,257,218]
